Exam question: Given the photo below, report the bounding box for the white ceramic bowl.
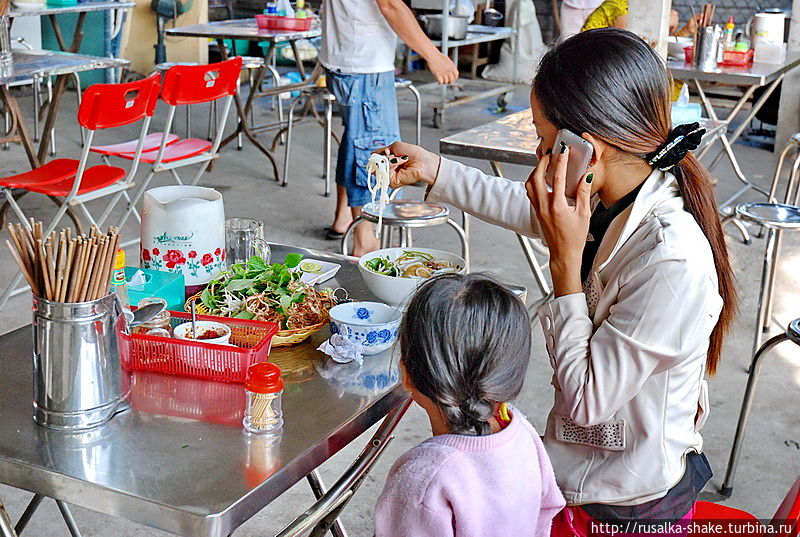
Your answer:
[328,302,402,355]
[173,320,232,345]
[668,36,693,60]
[358,248,466,306]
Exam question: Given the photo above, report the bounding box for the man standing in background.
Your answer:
[319,0,459,256]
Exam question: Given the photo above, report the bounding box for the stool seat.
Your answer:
[361,201,450,227]
[300,86,336,100]
[154,62,199,72]
[394,78,413,89]
[240,56,265,69]
[736,202,800,229]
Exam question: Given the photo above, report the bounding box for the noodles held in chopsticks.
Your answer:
[366,153,391,239]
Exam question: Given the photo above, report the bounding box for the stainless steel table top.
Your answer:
[667,53,800,86]
[0,49,128,85]
[429,25,516,48]
[439,109,726,167]
[8,1,134,17]
[167,19,322,42]
[439,109,538,166]
[0,243,405,537]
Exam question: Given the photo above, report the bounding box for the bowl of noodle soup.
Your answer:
[358,247,466,305]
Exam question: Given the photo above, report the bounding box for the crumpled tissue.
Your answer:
[317,334,364,365]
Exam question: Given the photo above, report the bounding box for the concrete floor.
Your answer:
[0,77,798,536]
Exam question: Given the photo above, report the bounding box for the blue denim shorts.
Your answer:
[327,70,400,207]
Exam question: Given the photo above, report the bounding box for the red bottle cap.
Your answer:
[245,362,284,394]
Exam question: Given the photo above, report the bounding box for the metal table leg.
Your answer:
[306,471,348,537]
[489,161,551,301]
[275,398,411,537]
[216,40,281,182]
[13,494,43,535]
[720,333,789,497]
[55,501,82,537]
[0,498,17,537]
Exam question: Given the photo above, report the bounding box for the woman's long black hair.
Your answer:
[532,28,736,375]
[399,273,531,436]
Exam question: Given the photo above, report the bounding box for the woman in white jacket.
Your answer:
[381,28,737,534]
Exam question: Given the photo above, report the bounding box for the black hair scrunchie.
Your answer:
[646,122,706,171]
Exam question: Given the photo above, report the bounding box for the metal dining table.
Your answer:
[8,1,134,82]
[0,243,409,537]
[667,55,800,216]
[167,20,323,183]
[439,109,728,306]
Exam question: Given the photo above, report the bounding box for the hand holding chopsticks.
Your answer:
[5,220,121,303]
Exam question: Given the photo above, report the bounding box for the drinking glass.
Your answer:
[225,218,271,266]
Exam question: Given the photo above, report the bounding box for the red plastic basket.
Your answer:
[720,49,753,67]
[255,14,314,31]
[119,311,279,382]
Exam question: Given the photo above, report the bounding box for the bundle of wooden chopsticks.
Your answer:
[5,220,121,303]
[692,3,716,28]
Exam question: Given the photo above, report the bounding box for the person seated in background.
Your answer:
[582,0,698,36]
[375,274,565,537]
[560,0,604,37]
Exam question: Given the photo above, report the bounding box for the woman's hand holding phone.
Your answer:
[526,146,593,298]
[374,141,440,189]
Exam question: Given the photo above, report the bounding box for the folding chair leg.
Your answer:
[121,190,141,224]
[46,77,56,156]
[117,171,155,229]
[170,169,184,185]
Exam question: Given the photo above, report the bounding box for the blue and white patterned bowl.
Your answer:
[328,302,402,356]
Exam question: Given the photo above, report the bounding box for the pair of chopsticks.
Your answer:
[5,220,121,303]
[691,4,716,29]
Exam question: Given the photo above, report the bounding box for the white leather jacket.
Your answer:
[428,158,723,506]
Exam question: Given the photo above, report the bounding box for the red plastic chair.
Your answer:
[0,74,161,307]
[772,476,800,537]
[691,502,763,537]
[114,57,242,229]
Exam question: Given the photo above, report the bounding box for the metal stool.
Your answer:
[720,318,800,497]
[340,200,470,268]
[736,203,800,356]
[394,78,421,145]
[283,85,336,197]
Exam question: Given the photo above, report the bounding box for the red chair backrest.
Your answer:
[77,74,161,130]
[772,476,800,537]
[160,57,242,106]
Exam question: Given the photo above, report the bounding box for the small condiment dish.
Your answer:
[173,320,232,345]
[328,302,401,355]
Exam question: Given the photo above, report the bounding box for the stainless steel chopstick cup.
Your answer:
[32,293,131,430]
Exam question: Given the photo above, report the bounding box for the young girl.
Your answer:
[375,273,565,537]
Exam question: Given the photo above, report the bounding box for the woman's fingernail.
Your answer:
[586,173,594,183]
[390,158,398,164]
[559,141,567,154]
[545,148,552,155]
[401,155,409,160]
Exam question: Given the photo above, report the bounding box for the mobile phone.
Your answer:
[551,129,594,199]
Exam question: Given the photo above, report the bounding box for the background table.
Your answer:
[667,55,800,210]
[8,1,135,83]
[439,109,728,305]
[0,244,407,537]
[167,20,322,182]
